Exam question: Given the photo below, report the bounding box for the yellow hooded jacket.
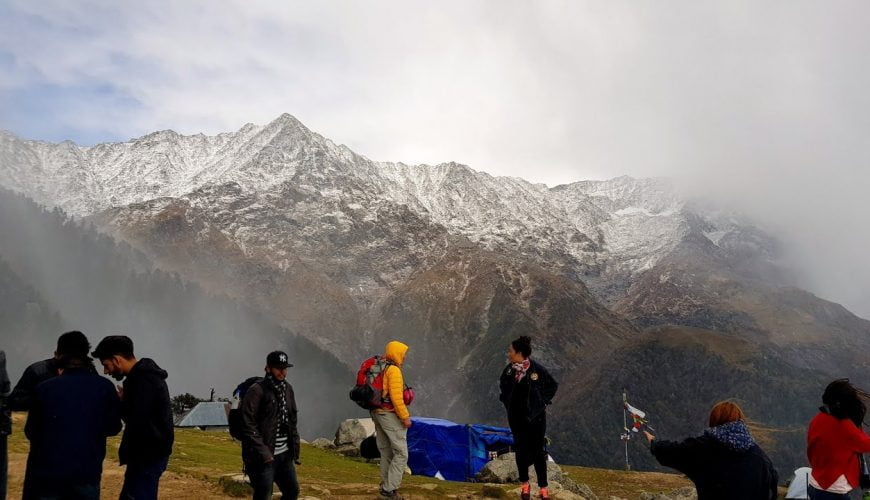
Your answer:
[378,341,410,421]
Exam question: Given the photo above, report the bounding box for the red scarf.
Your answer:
[512,359,531,382]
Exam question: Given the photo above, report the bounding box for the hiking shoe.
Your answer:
[379,488,397,499]
[520,482,531,500]
[539,486,551,499]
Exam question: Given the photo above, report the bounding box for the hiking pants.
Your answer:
[509,413,548,487]
[119,457,168,500]
[246,451,299,500]
[372,410,408,493]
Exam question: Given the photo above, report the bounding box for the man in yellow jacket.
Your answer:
[372,340,411,499]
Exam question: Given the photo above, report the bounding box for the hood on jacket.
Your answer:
[130,358,168,380]
[385,341,409,366]
[705,419,756,452]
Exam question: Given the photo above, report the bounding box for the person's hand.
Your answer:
[264,456,274,464]
[402,418,412,429]
[294,459,302,466]
[643,431,655,443]
[116,386,124,400]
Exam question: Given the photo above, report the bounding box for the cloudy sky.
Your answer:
[1,0,868,316]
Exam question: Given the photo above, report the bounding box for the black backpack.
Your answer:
[228,376,263,441]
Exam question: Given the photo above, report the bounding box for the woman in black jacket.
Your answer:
[644,401,778,500]
[499,336,558,500]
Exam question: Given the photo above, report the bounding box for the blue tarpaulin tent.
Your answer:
[407,417,514,482]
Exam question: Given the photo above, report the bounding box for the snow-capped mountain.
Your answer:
[3,113,870,476]
[0,113,760,304]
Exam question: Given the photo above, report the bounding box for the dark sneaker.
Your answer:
[379,487,397,498]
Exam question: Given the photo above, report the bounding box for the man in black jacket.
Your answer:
[92,335,174,500]
[240,351,301,500]
[23,352,122,499]
[9,331,92,411]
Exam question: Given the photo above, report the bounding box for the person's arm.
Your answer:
[648,435,705,476]
[0,351,10,396]
[104,380,123,437]
[538,364,558,404]
[768,457,779,500]
[386,365,410,422]
[499,367,512,409]
[288,385,301,462]
[240,384,272,463]
[8,365,39,411]
[23,387,42,442]
[844,419,870,453]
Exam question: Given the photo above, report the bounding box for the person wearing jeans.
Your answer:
[240,351,301,500]
[92,336,174,500]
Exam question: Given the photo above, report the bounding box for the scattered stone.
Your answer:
[334,443,361,457]
[639,487,697,500]
[310,437,334,449]
[562,476,599,500]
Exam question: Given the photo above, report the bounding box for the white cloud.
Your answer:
[1,0,869,316]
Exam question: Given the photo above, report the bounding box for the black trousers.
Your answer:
[245,452,299,500]
[509,413,548,487]
[0,433,6,500]
[807,485,850,500]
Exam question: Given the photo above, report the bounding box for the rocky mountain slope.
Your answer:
[2,114,869,475]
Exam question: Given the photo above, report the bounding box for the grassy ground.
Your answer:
[7,412,699,499]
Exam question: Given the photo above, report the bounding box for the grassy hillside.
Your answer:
[5,413,695,499]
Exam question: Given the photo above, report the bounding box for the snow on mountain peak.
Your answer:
[0,114,760,285]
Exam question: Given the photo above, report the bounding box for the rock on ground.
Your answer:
[310,437,335,449]
[475,452,563,484]
[334,418,376,447]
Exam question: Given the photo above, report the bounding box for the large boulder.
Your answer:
[475,452,563,484]
[334,418,375,447]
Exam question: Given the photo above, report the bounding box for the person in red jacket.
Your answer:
[807,379,870,499]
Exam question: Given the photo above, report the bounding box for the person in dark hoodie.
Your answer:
[92,335,174,500]
[23,350,122,500]
[9,331,93,411]
[644,401,778,500]
[499,336,558,500]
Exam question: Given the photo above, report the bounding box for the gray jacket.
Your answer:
[239,379,300,464]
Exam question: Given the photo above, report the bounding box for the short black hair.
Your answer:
[58,353,94,370]
[511,336,532,358]
[823,378,867,426]
[91,335,135,361]
[56,331,90,358]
